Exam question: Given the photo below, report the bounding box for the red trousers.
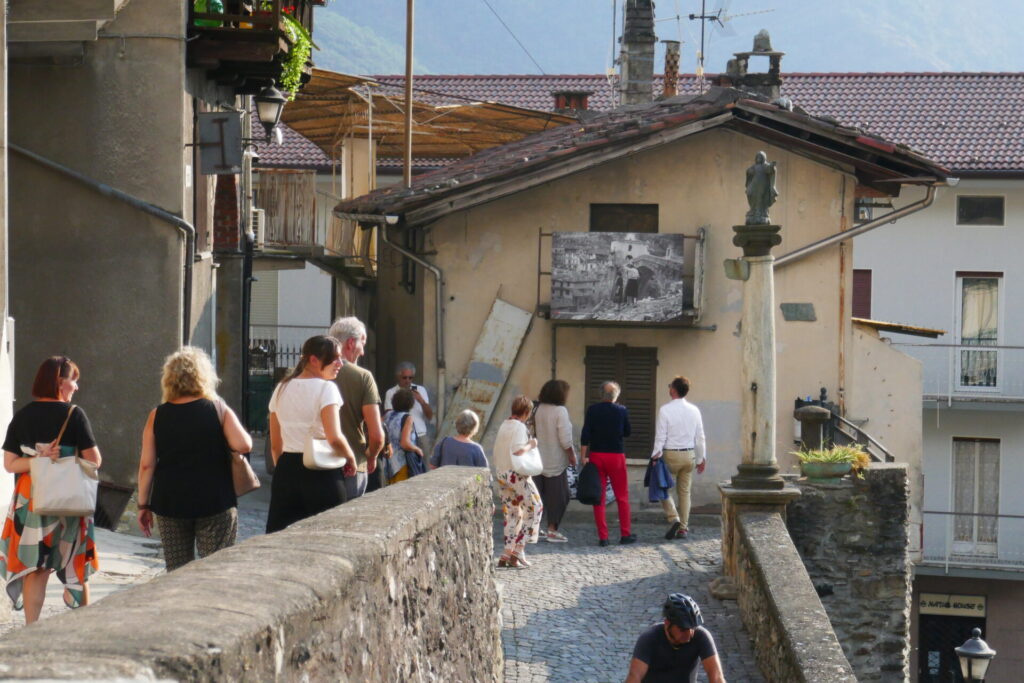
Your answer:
[589,451,631,539]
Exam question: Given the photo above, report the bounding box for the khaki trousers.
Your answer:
[659,449,695,530]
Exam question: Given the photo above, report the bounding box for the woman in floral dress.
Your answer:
[492,395,543,569]
[1,356,102,624]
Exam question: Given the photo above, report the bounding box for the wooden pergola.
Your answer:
[280,68,575,160]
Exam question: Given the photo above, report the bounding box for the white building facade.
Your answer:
[856,178,1024,681]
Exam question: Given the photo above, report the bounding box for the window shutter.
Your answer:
[852,270,872,319]
[585,345,658,459]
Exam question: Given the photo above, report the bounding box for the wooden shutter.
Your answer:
[584,344,658,459]
[852,269,872,319]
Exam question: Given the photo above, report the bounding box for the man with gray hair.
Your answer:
[580,381,636,546]
[383,361,434,456]
[329,316,385,500]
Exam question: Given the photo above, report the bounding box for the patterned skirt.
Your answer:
[0,471,98,610]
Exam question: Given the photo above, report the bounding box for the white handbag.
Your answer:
[511,447,543,477]
[29,405,99,517]
[302,433,345,470]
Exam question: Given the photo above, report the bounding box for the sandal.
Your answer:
[497,556,512,568]
[511,553,531,568]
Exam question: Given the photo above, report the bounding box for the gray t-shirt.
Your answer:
[632,624,716,683]
[430,437,488,468]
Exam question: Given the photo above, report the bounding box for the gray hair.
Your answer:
[454,409,481,437]
[328,316,366,344]
[601,381,621,402]
[396,361,416,375]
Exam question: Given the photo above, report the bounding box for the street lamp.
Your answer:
[955,628,996,681]
[254,86,287,141]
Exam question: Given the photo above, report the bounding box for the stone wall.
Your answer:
[787,463,911,682]
[0,468,502,681]
[735,511,857,682]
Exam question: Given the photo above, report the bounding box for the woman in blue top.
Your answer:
[430,410,487,468]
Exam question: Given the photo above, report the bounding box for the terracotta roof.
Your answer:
[336,86,948,222]
[375,73,1024,173]
[254,122,335,171]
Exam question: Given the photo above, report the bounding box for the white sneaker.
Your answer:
[546,531,569,543]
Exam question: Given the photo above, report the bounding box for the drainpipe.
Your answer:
[11,144,195,345]
[375,221,446,424]
[775,183,939,269]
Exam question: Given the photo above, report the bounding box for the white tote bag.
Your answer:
[302,433,345,470]
[28,404,99,517]
[30,455,99,517]
[511,447,543,477]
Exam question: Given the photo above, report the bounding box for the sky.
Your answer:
[315,0,1024,76]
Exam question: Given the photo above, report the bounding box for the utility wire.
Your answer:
[479,0,546,74]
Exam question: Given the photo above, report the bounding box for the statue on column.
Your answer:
[745,151,778,225]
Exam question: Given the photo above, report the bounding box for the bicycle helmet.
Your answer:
[663,593,703,629]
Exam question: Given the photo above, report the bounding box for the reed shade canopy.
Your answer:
[280,68,574,160]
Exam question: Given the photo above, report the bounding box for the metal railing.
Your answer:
[831,413,894,463]
[890,342,1024,401]
[922,510,1024,571]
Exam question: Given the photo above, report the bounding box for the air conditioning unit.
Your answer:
[251,208,266,249]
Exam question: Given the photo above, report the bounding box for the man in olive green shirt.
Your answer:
[329,316,385,500]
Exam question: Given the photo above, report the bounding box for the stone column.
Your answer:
[731,223,785,490]
[714,223,802,600]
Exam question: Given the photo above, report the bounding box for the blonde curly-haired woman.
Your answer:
[136,347,252,571]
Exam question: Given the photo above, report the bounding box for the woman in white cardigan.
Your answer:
[533,379,578,543]
[492,395,543,569]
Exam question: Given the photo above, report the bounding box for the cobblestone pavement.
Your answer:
[497,518,764,683]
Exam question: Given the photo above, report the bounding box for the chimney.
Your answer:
[552,90,593,112]
[618,0,656,106]
[716,29,784,101]
[662,40,680,97]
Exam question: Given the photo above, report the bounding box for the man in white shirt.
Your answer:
[383,361,434,454]
[651,376,706,540]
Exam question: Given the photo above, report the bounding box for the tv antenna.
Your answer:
[689,0,774,88]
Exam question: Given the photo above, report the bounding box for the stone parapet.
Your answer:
[787,462,912,682]
[735,512,857,682]
[0,468,502,681]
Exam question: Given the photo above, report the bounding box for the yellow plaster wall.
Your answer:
[379,127,917,507]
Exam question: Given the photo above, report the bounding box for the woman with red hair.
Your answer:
[0,356,103,624]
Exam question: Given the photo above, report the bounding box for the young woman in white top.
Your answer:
[265,336,356,533]
[493,395,543,569]
[534,379,578,543]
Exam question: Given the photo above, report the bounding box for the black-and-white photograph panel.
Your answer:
[551,232,685,322]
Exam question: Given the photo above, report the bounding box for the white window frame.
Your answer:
[955,194,1005,227]
[950,437,1000,557]
[954,274,1002,393]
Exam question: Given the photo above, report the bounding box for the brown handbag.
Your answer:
[214,397,260,497]
[230,451,260,497]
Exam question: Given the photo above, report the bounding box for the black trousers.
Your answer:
[535,470,571,529]
[266,452,348,533]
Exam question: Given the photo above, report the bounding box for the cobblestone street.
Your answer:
[496,516,763,683]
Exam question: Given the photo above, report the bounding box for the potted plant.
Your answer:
[793,444,870,482]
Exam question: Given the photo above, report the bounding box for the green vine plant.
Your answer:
[280,13,313,99]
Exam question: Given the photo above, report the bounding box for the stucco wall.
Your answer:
[7,0,219,485]
[848,323,924,554]
[0,468,502,681]
[377,127,898,507]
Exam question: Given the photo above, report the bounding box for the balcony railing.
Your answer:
[187,0,317,94]
[890,342,1024,401]
[254,170,376,279]
[922,510,1024,571]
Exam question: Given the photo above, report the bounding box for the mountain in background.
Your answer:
[312,0,1024,77]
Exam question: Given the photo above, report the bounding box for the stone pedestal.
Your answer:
[712,481,801,599]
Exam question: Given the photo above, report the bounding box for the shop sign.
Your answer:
[919,593,986,617]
